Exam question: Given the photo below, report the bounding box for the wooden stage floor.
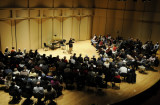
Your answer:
[0,40,160,105]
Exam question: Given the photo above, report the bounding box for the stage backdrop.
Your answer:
[0,0,160,52]
[0,8,93,52]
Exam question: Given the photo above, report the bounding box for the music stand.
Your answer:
[52,35,57,41]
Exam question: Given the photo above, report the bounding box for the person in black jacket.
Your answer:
[68,38,74,54]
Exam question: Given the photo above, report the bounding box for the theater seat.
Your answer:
[44,43,49,51]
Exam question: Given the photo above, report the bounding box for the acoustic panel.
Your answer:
[29,0,53,8]
[72,17,80,41]
[62,17,72,42]
[14,0,28,8]
[53,18,62,40]
[0,10,11,18]
[108,0,125,10]
[54,9,62,16]
[95,0,108,8]
[43,9,53,17]
[0,20,12,53]
[42,19,52,47]
[80,17,91,40]
[0,0,12,8]
[16,19,30,50]
[30,19,39,50]
[92,16,100,36]
[30,9,40,17]
[62,9,73,17]
[16,9,29,18]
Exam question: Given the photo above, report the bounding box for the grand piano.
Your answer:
[49,40,60,50]
[49,39,67,50]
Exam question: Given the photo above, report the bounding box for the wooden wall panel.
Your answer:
[80,17,88,40]
[30,9,40,17]
[0,20,12,53]
[30,19,39,50]
[88,0,94,8]
[92,16,100,36]
[140,12,153,42]
[14,0,28,8]
[39,0,52,8]
[53,18,62,40]
[95,0,108,8]
[122,11,143,40]
[0,0,12,8]
[106,10,116,36]
[38,19,42,48]
[0,10,11,18]
[54,9,62,16]
[86,16,92,40]
[112,10,123,38]
[54,0,62,8]
[0,34,1,51]
[16,10,29,18]
[135,0,144,11]
[73,9,80,16]
[126,0,136,11]
[78,0,93,8]
[80,17,91,40]
[108,0,125,10]
[106,10,123,38]
[72,17,80,41]
[29,0,52,8]
[92,9,107,36]
[43,9,53,17]
[62,9,73,17]
[150,12,160,44]
[73,0,78,8]
[61,0,73,8]
[144,0,155,12]
[151,24,160,43]
[81,9,93,16]
[99,16,106,35]
[16,20,30,50]
[62,17,72,42]
[11,20,16,48]
[42,19,52,47]
[29,0,40,8]
[155,0,160,12]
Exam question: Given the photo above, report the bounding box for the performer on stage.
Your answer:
[68,38,74,54]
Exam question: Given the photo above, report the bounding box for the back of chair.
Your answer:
[45,91,55,100]
[44,43,47,47]
[113,77,121,83]
[9,87,19,96]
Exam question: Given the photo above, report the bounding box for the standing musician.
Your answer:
[68,38,75,54]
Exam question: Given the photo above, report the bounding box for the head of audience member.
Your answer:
[79,54,82,57]
[36,81,40,87]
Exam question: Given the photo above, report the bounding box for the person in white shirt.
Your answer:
[13,68,20,75]
[104,60,110,69]
[119,64,130,81]
[70,56,75,64]
[33,82,44,103]
[119,64,130,74]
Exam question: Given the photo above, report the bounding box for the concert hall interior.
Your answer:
[0,0,160,105]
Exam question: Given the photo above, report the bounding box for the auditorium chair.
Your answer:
[60,39,66,50]
[44,43,49,51]
[86,75,96,91]
[95,76,106,95]
[112,77,121,89]
[120,73,128,81]
[9,82,21,104]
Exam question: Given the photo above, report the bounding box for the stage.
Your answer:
[38,40,99,60]
[0,40,160,105]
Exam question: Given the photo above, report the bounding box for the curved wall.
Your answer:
[0,0,160,52]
